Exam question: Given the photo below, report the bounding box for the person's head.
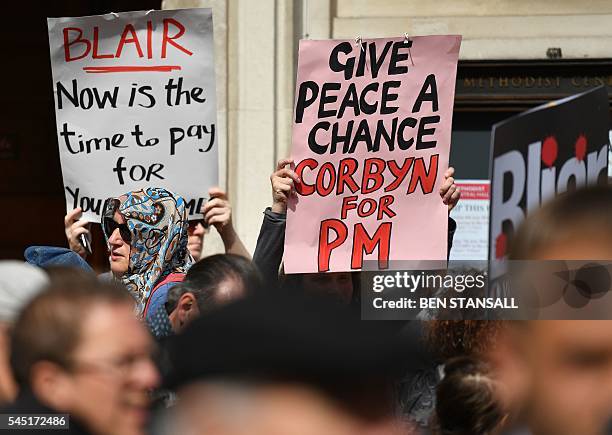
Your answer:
[102,188,192,315]
[284,272,355,304]
[165,254,262,332]
[510,185,612,260]
[10,280,159,435]
[491,186,612,435]
[0,262,49,326]
[434,356,506,435]
[425,320,505,361]
[493,321,612,435]
[167,291,416,435]
[0,261,49,404]
[187,220,207,261]
[175,380,407,435]
[45,265,98,287]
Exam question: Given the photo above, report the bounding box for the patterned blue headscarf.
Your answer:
[103,187,192,315]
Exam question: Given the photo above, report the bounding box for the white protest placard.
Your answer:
[48,8,218,221]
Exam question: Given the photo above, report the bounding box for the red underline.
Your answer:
[83,65,182,73]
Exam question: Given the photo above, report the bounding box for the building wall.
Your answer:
[316,0,612,59]
[163,0,297,255]
[163,0,612,255]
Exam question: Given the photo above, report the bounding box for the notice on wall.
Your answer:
[449,180,490,261]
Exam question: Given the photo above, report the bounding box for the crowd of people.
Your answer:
[1,158,612,435]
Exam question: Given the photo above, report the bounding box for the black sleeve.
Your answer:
[252,208,287,287]
[447,216,457,260]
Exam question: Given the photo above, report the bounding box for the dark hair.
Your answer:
[511,185,612,259]
[433,356,505,435]
[44,266,97,287]
[164,282,193,314]
[165,254,262,314]
[10,279,133,388]
[425,320,505,361]
[280,271,360,305]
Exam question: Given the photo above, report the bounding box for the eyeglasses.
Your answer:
[188,219,208,231]
[102,197,132,243]
[68,352,156,379]
[102,198,120,220]
[103,218,132,243]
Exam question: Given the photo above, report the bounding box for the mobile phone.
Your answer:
[79,232,92,255]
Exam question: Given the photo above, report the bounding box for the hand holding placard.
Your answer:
[270,158,300,214]
[440,167,461,212]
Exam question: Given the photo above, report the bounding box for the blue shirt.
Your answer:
[146,304,173,339]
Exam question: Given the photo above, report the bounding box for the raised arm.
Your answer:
[201,187,250,259]
[252,158,300,285]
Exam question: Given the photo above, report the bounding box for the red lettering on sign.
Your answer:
[63,27,91,62]
[407,154,438,194]
[62,18,193,72]
[351,223,391,269]
[162,18,194,58]
[115,24,144,58]
[318,219,349,272]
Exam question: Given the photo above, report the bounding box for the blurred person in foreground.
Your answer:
[163,290,427,435]
[0,261,48,405]
[491,186,612,435]
[3,279,159,435]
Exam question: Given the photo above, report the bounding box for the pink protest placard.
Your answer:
[284,35,461,273]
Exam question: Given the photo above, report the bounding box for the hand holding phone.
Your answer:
[64,208,92,258]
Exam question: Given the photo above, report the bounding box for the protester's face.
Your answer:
[175,382,408,435]
[495,234,612,435]
[0,322,16,405]
[60,302,159,435]
[188,222,206,261]
[501,321,612,435]
[302,273,353,303]
[108,212,131,277]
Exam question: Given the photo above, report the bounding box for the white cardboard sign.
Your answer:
[48,8,218,221]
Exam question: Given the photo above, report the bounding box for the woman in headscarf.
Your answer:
[101,187,192,316]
